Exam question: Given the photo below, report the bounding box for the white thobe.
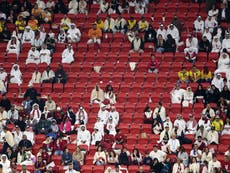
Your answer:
[26,50,40,64]
[166,27,180,43]
[153,106,166,122]
[62,48,74,64]
[77,129,91,146]
[157,28,167,40]
[108,111,119,126]
[211,77,224,91]
[40,49,51,65]
[170,88,185,104]
[67,28,81,42]
[194,20,204,33]
[167,139,180,153]
[91,131,103,145]
[98,109,109,124]
[22,30,35,44]
[174,119,186,132]
[222,38,230,52]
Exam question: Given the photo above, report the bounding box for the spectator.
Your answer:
[153,102,166,123]
[62,44,74,64]
[18,134,32,150]
[129,33,144,53]
[24,84,38,101]
[60,15,71,31]
[41,66,55,83]
[199,35,211,53]
[7,105,18,123]
[155,34,166,53]
[188,157,200,173]
[62,148,73,166]
[144,25,157,43]
[172,158,185,173]
[91,127,103,146]
[98,0,109,14]
[203,27,212,42]
[164,34,176,52]
[212,115,224,133]
[104,15,115,33]
[93,145,106,165]
[149,144,167,163]
[212,73,224,92]
[45,31,56,53]
[90,84,104,103]
[26,46,40,64]
[208,4,219,19]
[6,35,20,57]
[28,15,39,31]
[22,96,33,113]
[189,65,201,83]
[46,0,55,10]
[166,24,180,44]
[30,103,41,123]
[57,29,66,43]
[183,87,194,105]
[29,67,42,85]
[118,147,130,166]
[107,150,118,165]
[222,117,230,135]
[152,119,163,134]
[75,106,88,125]
[40,44,51,65]
[201,66,212,83]
[127,16,137,30]
[207,126,219,144]
[55,64,67,83]
[22,26,35,44]
[171,15,183,34]
[186,114,197,134]
[108,106,119,126]
[114,15,127,33]
[178,67,190,84]
[59,116,71,134]
[20,165,31,173]
[211,36,221,53]
[222,33,230,52]
[131,148,142,165]
[177,146,189,167]
[0,67,7,85]
[104,83,116,104]
[166,133,180,154]
[215,50,230,74]
[78,0,87,14]
[67,23,81,43]
[201,147,212,163]
[72,146,84,167]
[204,15,218,33]
[77,125,91,147]
[138,17,149,32]
[33,33,43,51]
[144,105,153,124]
[208,155,221,172]
[87,23,102,45]
[170,83,185,104]
[194,16,204,33]
[68,0,78,14]
[184,34,198,62]
[10,64,22,86]
[157,24,167,40]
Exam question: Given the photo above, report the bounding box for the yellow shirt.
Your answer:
[201,71,212,80]
[15,20,26,31]
[139,21,148,30]
[95,21,104,30]
[128,19,137,30]
[212,119,224,132]
[189,70,201,82]
[178,71,190,82]
[0,21,4,32]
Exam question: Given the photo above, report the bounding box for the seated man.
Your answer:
[129,33,144,53]
[87,23,102,45]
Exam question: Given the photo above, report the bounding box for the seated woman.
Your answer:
[164,34,176,52]
[143,105,153,124]
[183,86,194,105]
[131,148,142,165]
[155,34,166,53]
[107,150,118,165]
[201,66,212,83]
[72,146,84,171]
[59,116,72,134]
[93,145,107,165]
[104,83,116,104]
[194,84,206,103]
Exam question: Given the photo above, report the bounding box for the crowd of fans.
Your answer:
[0,0,229,173]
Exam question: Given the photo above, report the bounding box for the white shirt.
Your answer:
[68,0,78,14]
[94,121,104,135]
[22,29,35,43]
[157,28,167,40]
[203,30,212,42]
[62,48,74,64]
[174,119,186,132]
[208,160,221,173]
[207,130,219,144]
[77,129,91,146]
[40,48,51,65]
[108,111,119,126]
[172,163,185,173]
[166,26,180,43]
[167,138,180,153]
[194,19,204,33]
[205,18,218,32]
[222,38,230,52]
[149,150,166,162]
[26,49,40,64]
[91,130,103,145]
[98,109,109,124]
[211,76,224,91]
[67,27,81,41]
[170,88,185,104]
